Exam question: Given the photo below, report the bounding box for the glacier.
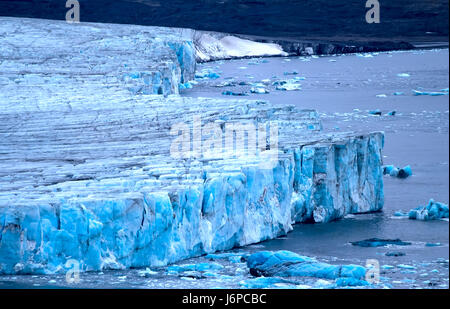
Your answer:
[0,17,384,275]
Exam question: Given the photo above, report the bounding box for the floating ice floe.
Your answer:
[214,80,236,87]
[195,69,221,80]
[246,251,367,280]
[247,59,269,65]
[138,268,158,277]
[383,165,412,179]
[413,89,449,96]
[376,94,388,98]
[397,73,411,78]
[369,109,382,116]
[179,81,194,90]
[408,199,449,221]
[394,211,408,217]
[273,79,302,91]
[351,238,411,247]
[238,81,250,86]
[250,87,270,94]
[425,243,442,247]
[222,90,248,96]
[393,92,404,96]
[385,252,406,257]
[206,252,248,263]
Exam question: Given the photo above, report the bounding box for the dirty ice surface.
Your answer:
[1,49,448,289]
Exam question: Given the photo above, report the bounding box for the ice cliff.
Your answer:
[0,17,197,97]
[0,17,384,274]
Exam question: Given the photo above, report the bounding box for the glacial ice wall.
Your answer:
[0,17,384,274]
[0,132,383,274]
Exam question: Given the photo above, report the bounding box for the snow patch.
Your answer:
[194,33,288,62]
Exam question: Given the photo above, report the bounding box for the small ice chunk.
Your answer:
[369,109,382,116]
[413,90,449,96]
[409,199,449,221]
[222,91,248,96]
[397,264,416,270]
[250,87,269,94]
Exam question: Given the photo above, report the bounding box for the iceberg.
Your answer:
[397,165,413,179]
[351,238,411,247]
[250,87,270,94]
[383,165,412,179]
[273,79,303,91]
[369,110,382,116]
[408,199,449,221]
[335,277,370,287]
[385,252,406,257]
[246,251,366,280]
[195,69,221,80]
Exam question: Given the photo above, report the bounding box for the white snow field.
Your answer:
[0,17,383,275]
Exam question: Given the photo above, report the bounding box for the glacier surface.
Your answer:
[408,199,449,221]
